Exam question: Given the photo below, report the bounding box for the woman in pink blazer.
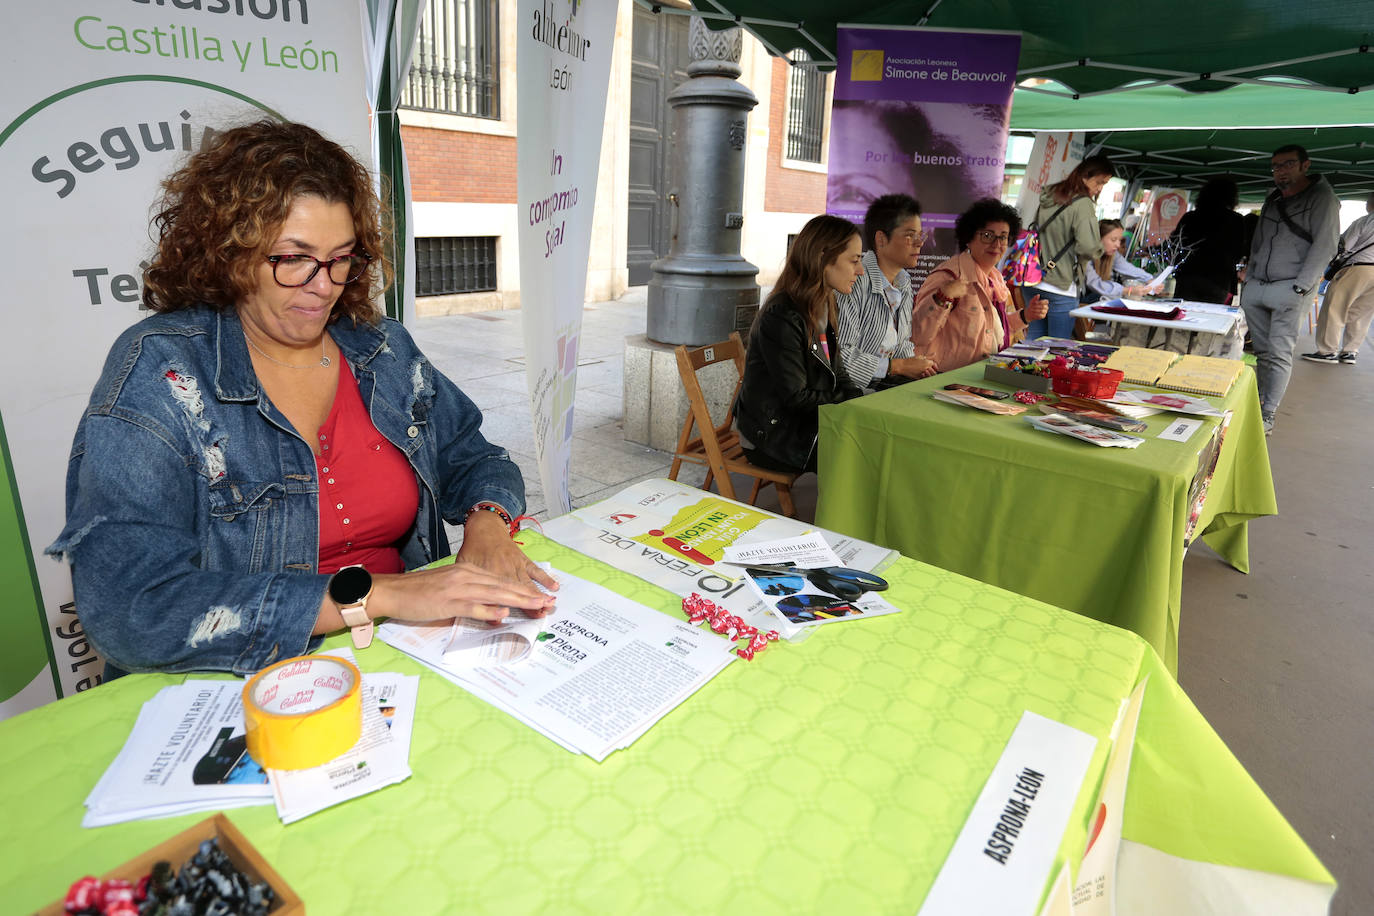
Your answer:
[912,199,1049,371]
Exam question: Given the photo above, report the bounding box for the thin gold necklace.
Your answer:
[245,333,331,369]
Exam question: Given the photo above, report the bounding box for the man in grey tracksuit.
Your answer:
[1240,143,1341,433]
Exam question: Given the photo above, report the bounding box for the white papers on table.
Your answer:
[1028,413,1145,448]
[917,711,1098,916]
[84,650,419,827]
[1146,265,1173,289]
[720,532,841,568]
[83,682,273,828]
[268,666,419,825]
[541,478,897,641]
[379,565,737,762]
[1113,390,1224,417]
[1156,417,1203,442]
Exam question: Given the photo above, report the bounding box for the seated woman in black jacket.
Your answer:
[735,214,867,474]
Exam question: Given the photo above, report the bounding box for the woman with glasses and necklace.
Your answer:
[912,199,1049,372]
[48,120,555,678]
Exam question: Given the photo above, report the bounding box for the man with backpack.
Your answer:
[1240,144,1341,434]
[1302,191,1374,367]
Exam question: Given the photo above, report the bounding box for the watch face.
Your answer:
[329,565,372,605]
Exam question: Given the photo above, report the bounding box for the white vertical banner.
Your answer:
[1015,131,1086,224]
[0,2,371,710]
[517,0,618,515]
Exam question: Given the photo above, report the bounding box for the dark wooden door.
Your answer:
[628,7,690,286]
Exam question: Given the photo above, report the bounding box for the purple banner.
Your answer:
[827,27,1021,280]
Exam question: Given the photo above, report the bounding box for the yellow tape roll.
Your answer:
[242,655,363,770]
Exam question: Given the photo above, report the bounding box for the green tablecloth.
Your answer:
[2,533,1324,914]
[816,364,1277,674]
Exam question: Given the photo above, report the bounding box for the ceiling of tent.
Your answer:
[1007,82,1374,200]
[1083,126,1374,200]
[642,0,1374,197]
[677,0,1374,98]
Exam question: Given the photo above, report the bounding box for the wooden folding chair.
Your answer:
[667,332,798,517]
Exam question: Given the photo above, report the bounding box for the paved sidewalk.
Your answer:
[413,287,709,526]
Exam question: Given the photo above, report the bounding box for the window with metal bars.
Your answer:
[785,50,827,163]
[415,237,498,296]
[401,0,500,119]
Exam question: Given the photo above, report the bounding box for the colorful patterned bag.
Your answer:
[1002,202,1072,288]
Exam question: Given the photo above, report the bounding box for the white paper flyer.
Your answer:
[380,565,737,761]
[542,478,897,640]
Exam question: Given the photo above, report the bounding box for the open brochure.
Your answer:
[83,651,418,827]
[1029,413,1145,448]
[541,478,897,641]
[379,565,737,762]
[724,534,903,629]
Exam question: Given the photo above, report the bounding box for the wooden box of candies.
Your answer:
[39,813,303,915]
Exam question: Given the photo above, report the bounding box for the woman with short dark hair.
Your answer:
[911,199,1048,371]
[735,215,866,474]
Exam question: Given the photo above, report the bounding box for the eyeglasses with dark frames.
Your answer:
[976,230,1011,245]
[265,252,372,288]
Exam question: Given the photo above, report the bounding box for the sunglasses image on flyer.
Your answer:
[742,564,903,628]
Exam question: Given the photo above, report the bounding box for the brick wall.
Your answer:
[763,56,827,214]
[402,126,517,204]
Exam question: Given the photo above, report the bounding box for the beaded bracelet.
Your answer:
[463,501,516,536]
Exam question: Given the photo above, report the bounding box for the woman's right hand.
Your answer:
[891,355,939,379]
[366,561,556,624]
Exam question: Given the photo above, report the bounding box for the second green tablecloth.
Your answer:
[816,364,1277,673]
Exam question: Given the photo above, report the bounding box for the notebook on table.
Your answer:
[1155,355,1246,397]
[1100,346,1181,385]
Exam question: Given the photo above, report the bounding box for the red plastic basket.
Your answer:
[1048,363,1123,398]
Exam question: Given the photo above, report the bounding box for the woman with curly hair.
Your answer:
[911,198,1049,371]
[48,120,555,677]
[734,214,867,474]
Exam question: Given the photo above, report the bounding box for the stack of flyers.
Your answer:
[268,653,419,825]
[84,649,419,828]
[1111,390,1223,417]
[1040,401,1148,433]
[83,682,274,827]
[1028,413,1145,448]
[932,389,1027,415]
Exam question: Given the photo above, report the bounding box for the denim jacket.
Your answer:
[46,306,525,676]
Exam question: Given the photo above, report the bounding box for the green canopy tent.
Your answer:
[670,0,1373,96]
[641,0,1374,196]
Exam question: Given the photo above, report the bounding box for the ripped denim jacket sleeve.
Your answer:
[49,406,322,677]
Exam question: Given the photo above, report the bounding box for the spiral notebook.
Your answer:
[1100,346,1180,385]
[1155,355,1245,397]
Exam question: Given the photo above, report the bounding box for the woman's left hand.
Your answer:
[457,510,559,592]
[1025,295,1050,322]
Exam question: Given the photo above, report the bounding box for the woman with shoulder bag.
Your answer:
[1024,156,1116,340]
[734,215,868,475]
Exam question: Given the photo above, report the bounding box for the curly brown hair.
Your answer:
[142,120,392,325]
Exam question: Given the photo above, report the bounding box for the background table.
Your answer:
[2,531,1326,914]
[1071,300,1243,356]
[816,362,1277,673]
